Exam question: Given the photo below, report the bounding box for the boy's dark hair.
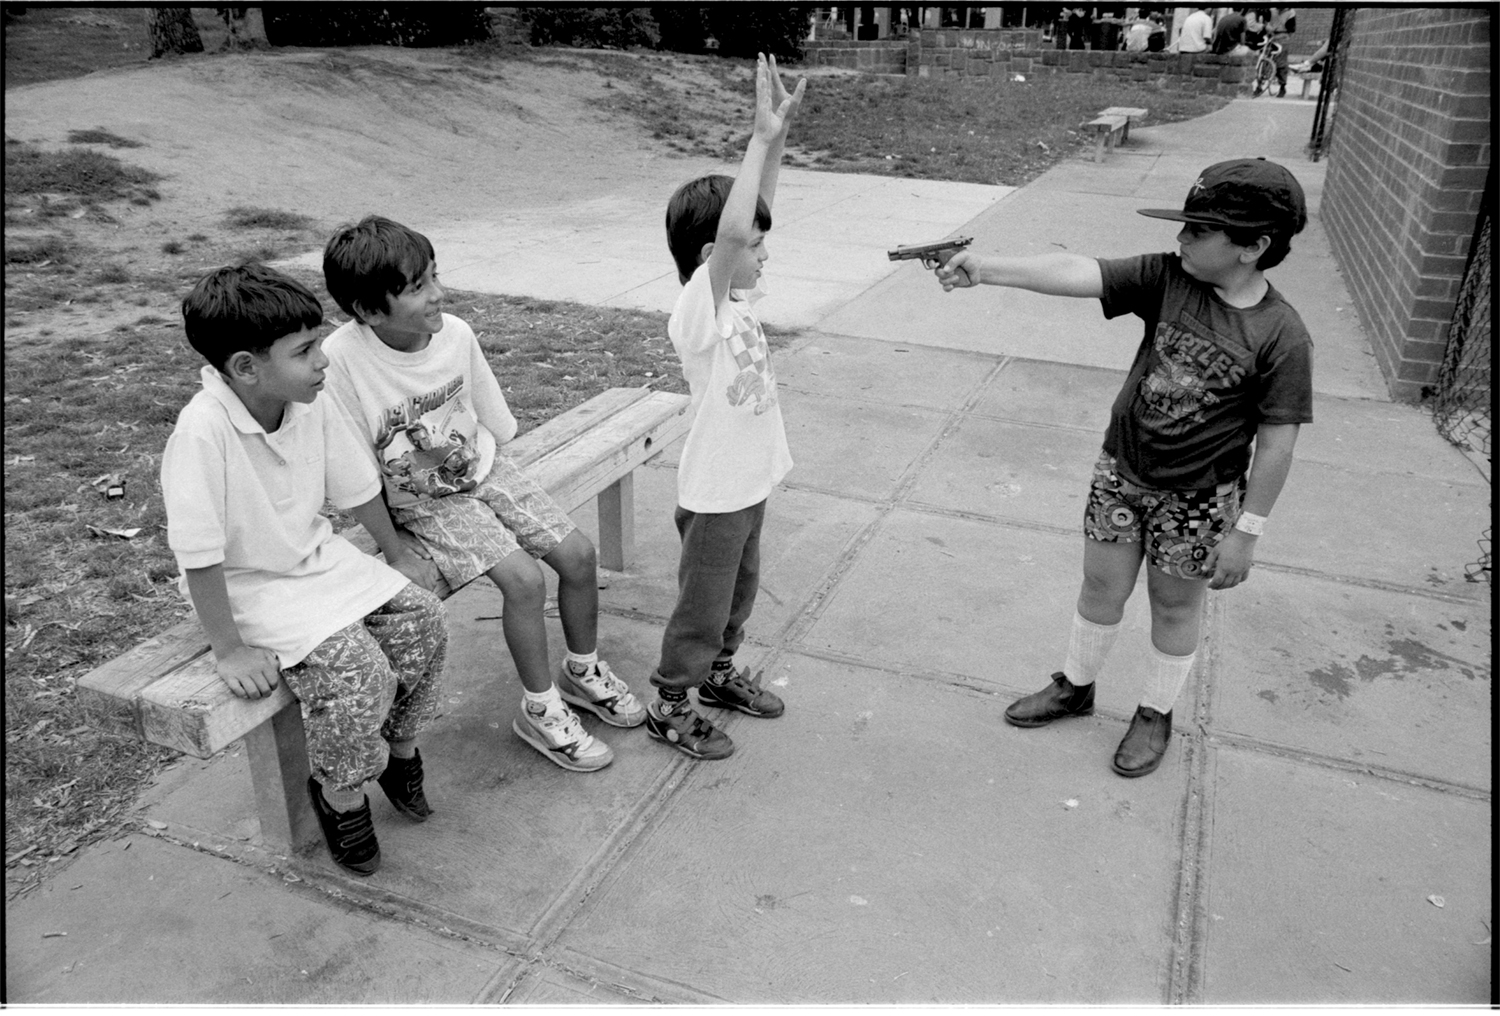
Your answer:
[665,175,772,284]
[181,262,323,371]
[1224,224,1295,270]
[322,215,436,321]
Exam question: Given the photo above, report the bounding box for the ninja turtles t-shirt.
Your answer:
[1096,252,1313,490]
[322,314,518,510]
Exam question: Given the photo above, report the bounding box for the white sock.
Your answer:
[1062,611,1121,687]
[320,782,366,813]
[565,650,598,673]
[523,684,563,711]
[1139,644,1196,714]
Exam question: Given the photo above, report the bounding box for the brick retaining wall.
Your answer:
[1320,8,1491,401]
[802,28,1252,96]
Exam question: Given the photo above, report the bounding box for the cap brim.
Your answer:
[1137,208,1281,228]
[1138,208,1228,225]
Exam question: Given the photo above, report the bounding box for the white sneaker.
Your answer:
[513,699,614,772]
[558,659,647,728]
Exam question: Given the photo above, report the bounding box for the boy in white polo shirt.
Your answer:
[161,263,449,876]
[646,54,805,760]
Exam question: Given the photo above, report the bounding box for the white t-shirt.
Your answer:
[321,314,518,511]
[1177,9,1213,52]
[668,263,793,513]
[161,366,409,668]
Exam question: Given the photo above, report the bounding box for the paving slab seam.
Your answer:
[1242,562,1491,606]
[896,498,1080,538]
[773,357,1012,643]
[126,825,531,964]
[1166,594,1224,1005]
[535,946,733,1005]
[465,753,700,1002]
[784,641,1104,710]
[275,855,534,958]
[1204,733,1492,801]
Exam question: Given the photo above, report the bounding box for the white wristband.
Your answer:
[1234,511,1267,536]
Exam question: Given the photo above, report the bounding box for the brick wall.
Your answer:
[803,28,1254,96]
[1288,7,1335,57]
[801,38,907,73]
[1320,8,1492,401]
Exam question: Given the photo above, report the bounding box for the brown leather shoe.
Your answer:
[1004,672,1095,728]
[1112,706,1172,777]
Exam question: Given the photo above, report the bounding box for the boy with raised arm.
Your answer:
[321,216,646,775]
[162,263,450,876]
[647,54,806,759]
[936,159,1312,776]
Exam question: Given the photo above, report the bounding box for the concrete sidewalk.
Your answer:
[7,98,1490,1006]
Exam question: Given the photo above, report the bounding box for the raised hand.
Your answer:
[753,52,806,142]
[766,52,806,125]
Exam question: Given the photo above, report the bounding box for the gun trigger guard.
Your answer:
[920,256,939,270]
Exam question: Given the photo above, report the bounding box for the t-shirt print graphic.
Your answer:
[723,317,778,416]
[1138,321,1228,425]
[373,380,482,499]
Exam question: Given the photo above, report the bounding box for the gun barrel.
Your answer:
[886,236,973,262]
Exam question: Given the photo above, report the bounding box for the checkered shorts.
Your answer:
[1083,451,1243,579]
[391,455,576,589]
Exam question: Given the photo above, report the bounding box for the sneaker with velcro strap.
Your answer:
[306,777,380,876]
[698,664,785,718]
[645,698,734,760]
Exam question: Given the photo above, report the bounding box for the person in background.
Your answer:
[1173,6,1212,53]
[1211,8,1247,55]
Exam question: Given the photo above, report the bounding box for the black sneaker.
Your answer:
[376,748,432,822]
[645,699,734,760]
[306,777,380,876]
[698,665,785,718]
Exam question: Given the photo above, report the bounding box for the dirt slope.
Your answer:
[5,47,702,234]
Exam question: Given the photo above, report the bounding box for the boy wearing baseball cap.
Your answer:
[934,158,1312,777]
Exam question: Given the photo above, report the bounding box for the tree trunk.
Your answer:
[216,7,250,51]
[146,7,205,58]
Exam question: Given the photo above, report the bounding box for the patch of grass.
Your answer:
[2,6,234,89]
[224,206,315,231]
[96,263,130,284]
[5,143,162,205]
[598,52,1232,186]
[5,234,70,265]
[67,128,144,149]
[187,233,208,242]
[161,240,185,255]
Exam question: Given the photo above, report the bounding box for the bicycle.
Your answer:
[1250,36,1284,97]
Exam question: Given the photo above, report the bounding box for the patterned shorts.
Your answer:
[280,583,448,791]
[391,455,576,589]
[1083,452,1243,580]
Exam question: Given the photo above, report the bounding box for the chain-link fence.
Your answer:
[1432,169,1491,582]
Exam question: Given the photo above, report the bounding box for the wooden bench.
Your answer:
[1298,71,1322,99]
[1084,106,1149,163]
[78,387,692,853]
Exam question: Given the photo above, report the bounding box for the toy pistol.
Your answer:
[887,236,973,269]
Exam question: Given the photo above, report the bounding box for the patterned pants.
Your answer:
[280,583,448,792]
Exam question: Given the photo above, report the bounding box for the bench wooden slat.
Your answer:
[76,617,211,740]
[504,386,655,469]
[138,653,296,758]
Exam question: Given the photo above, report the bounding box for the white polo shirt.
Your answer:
[161,366,409,668]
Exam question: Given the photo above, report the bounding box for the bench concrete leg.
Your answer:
[1121,120,1131,144]
[596,472,635,572]
[244,704,320,854]
[1094,132,1108,163]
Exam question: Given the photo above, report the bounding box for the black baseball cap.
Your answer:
[1138,158,1307,233]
